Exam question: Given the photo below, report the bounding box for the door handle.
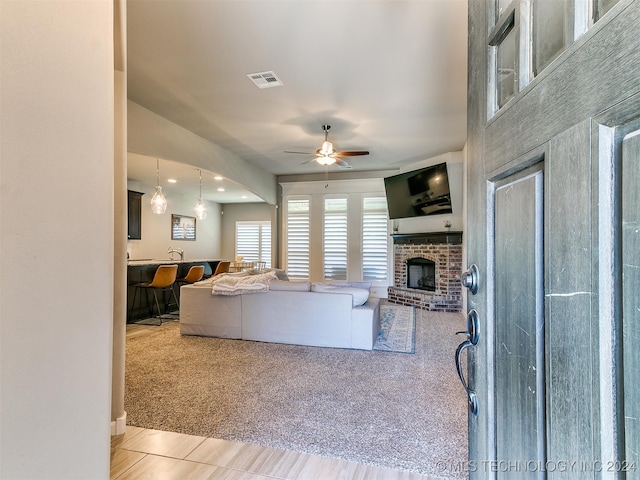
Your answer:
[455,340,478,415]
[456,309,480,345]
[461,264,479,295]
[455,309,480,415]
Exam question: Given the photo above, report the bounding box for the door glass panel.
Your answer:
[496,0,512,20]
[622,129,640,476]
[533,0,568,75]
[594,0,621,21]
[497,25,517,108]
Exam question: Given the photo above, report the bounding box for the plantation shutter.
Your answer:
[235,221,271,267]
[286,198,310,279]
[259,223,271,268]
[362,196,388,282]
[323,197,348,281]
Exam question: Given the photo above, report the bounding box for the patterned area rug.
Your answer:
[374,303,416,353]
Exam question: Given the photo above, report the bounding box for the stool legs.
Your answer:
[128,284,179,325]
[151,285,179,325]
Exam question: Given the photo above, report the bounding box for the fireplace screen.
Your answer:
[406,257,436,291]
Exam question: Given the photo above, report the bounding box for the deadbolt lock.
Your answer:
[461,264,479,295]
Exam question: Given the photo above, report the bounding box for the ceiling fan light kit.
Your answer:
[320,140,335,155]
[316,155,336,166]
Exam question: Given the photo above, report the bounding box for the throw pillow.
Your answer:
[272,269,289,281]
[246,267,289,280]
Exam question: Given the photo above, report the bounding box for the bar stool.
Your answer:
[176,265,205,285]
[212,261,230,276]
[129,264,179,325]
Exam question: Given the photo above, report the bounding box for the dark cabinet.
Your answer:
[127,190,143,239]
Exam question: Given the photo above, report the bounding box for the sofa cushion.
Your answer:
[311,283,370,306]
[269,279,311,291]
[330,281,372,290]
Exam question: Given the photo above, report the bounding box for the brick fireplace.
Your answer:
[388,231,463,312]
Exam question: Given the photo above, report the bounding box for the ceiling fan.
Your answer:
[285,124,369,168]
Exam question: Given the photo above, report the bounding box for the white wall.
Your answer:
[1,1,113,478]
[127,181,222,261]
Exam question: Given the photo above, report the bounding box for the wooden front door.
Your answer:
[465,0,640,478]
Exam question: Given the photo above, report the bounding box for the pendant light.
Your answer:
[194,168,207,220]
[150,158,167,214]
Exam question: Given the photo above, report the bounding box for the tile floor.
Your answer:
[111,426,443,480]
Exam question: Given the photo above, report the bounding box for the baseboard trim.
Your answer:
[110,411,127,436]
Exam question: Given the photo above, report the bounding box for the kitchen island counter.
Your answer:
[127,259,221,322]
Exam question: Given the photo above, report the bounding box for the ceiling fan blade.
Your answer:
[334,150,369,156]
[284,150,316,155]
[335,158,352,168]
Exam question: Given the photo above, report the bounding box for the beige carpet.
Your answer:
[125,308,468,478]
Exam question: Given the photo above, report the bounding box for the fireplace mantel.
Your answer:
[391,231,462,245]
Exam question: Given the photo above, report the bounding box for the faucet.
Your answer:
[168,247,184,261]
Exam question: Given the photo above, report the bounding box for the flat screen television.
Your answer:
[384,162,453,219]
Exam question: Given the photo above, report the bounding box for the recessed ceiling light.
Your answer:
[167,178,177,183]
[217,188,225,192]
[214,176,223,181]
[241,195,248,199]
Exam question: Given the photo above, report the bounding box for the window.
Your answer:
[362,196,388,282]
[286,198,310,280]
[235,221,271,267]
[532,0,569,75]
[281,179,390,285]
[323,197,348,281]
[594,0,621,22]
[489,6,518,113]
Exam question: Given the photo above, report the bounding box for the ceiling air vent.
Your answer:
[246,70,283,89]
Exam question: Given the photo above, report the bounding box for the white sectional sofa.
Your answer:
[179,278,381,350]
